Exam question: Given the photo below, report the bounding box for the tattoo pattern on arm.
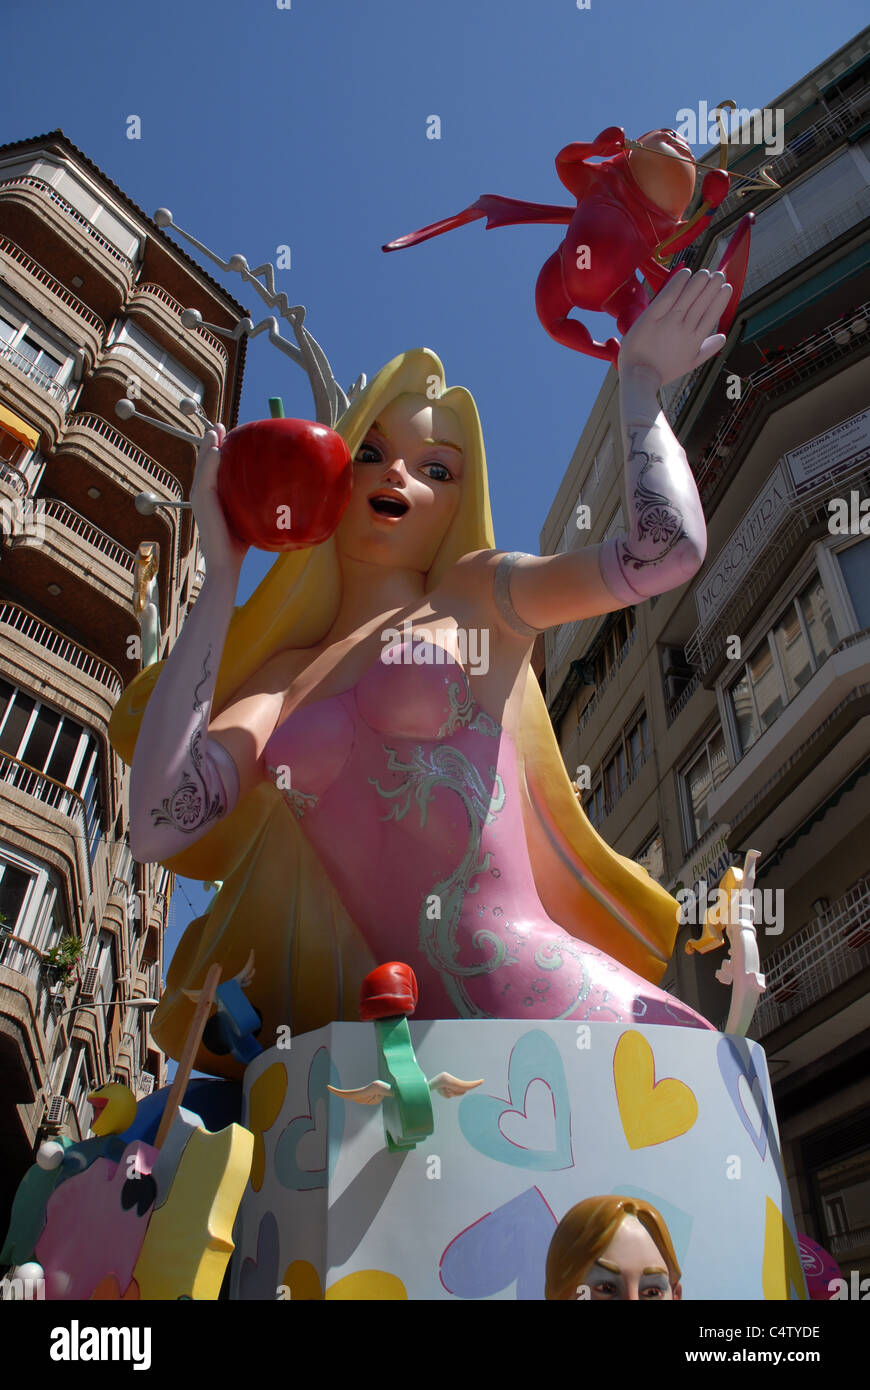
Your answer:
[617,430,688,576]
[150,647,227,833]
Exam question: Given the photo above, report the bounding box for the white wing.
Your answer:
[428,1072,484,1099]
[327,1080,393,1106]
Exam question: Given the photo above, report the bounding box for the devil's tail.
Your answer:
[382,195,575,252]
[713,212,755,337]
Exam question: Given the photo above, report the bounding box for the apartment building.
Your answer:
[541,31,870,1276]
[0,130,247,1231]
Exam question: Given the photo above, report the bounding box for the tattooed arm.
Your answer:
[128,566,242,863]
[473,268,730,639]
[597,362,706,603]
[128,427,286,864]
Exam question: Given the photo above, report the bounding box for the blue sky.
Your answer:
[4,0,866,1010]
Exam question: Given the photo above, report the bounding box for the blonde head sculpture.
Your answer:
[110,348,705,1078]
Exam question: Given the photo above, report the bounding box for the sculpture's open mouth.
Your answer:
[368,493,409,519]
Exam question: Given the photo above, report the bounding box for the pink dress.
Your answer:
[263,639,713,1029]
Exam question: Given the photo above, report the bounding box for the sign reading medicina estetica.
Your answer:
[695,462,791,626]
[784,407,870,495]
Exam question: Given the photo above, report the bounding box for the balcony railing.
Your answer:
[64,414,184,502]
[0,175,135,269]
[585,745,652,828]
[683,301,870,489]
[0,929,46,986]
[577,627,638,735]
[665,670,703,727]
[714,86,870,224]
[131,283,228,363]
[0,752,93,895]
[0,459,27,497]
[743,184,870,300]
[752,874,870,1037]
[0,235,106,336]
[0,600,123,698]
[0,338,71,409]
[39,498,136,572]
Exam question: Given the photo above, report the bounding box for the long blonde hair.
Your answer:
[110,349,682,1076]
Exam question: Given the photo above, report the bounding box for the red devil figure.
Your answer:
[384,127,754,365]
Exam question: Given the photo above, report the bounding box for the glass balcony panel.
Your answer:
[774,605,814,699]
[749,641,783,730]
[838,538,870,629]
[800,576,839,664]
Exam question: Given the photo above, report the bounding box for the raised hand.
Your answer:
[618,267,733,388]
[190,423,249,574]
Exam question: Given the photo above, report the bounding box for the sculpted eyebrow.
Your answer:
[423,435,463,453]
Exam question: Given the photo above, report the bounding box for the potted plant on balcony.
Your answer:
[41,934,84,989]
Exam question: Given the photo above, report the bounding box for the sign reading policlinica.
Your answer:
[784,406,870,494]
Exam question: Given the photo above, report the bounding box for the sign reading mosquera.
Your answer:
[784,406,870,495]
[695,462,791,627]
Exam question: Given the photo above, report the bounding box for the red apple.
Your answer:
[359,962,419,1021]
[216,417,352,552]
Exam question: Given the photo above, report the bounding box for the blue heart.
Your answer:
[716,1036,772,1159]
[239,1211,280,1301]
[459,1030,573,1170]
[440,1186,557,1300]
[274,1047,345,1191]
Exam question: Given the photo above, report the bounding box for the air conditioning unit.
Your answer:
[138,1070,155,1096]
[78,967,100,1003]
[44,1095,68,1128]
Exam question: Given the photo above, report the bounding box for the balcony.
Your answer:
[0,600,122,727]
[687,302,870,511]
[752,875,870,1039]
[0,234,106,364]
[12,494,134,592]
[0,174,135,318]
[576,626,638,737]
[0,752,93,900]
[52,412,182,569]
[713,85,870,228]
[81,348,199,477]
[707,636,870,843]
[0,337,71,446]
[128,281,227,384]
[687,459,870,677]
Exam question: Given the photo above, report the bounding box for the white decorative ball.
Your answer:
[36,1141,65,1170]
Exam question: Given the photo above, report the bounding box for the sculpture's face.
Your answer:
[575,1216,681,1301]
[335,393,464,574]
[628,128,696,218]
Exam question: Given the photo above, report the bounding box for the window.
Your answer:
[111,321,204,403]
[838,538,870,629]
[0,679,104,861]
[0,860,34,933]
[583,706,650,828]
[0,157,141,260]
[591,609,636,687]
[680,729,729,847]
[0,299,71,384]
[727,574,839,755]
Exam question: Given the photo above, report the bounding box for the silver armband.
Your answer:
[494,551,542,639]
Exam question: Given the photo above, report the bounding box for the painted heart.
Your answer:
[280,1260,407,1301]
[458,1030,573,1170]
[274,1047,345,1191]
[613,1030,698,1150]
[239,1211,280,1302]
[248,1062,288,1192]
[716,1036,771,1160]
[440,1186,557,1300]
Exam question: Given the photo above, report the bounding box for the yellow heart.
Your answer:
[614,1030,698,1149]
[762,1197,807,1300]
[281,1260,407,1301]
[249,1063,288,1191]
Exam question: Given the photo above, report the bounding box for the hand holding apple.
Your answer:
[216,418,353,553]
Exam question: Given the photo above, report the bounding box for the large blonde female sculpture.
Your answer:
[112,268,733,1078]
